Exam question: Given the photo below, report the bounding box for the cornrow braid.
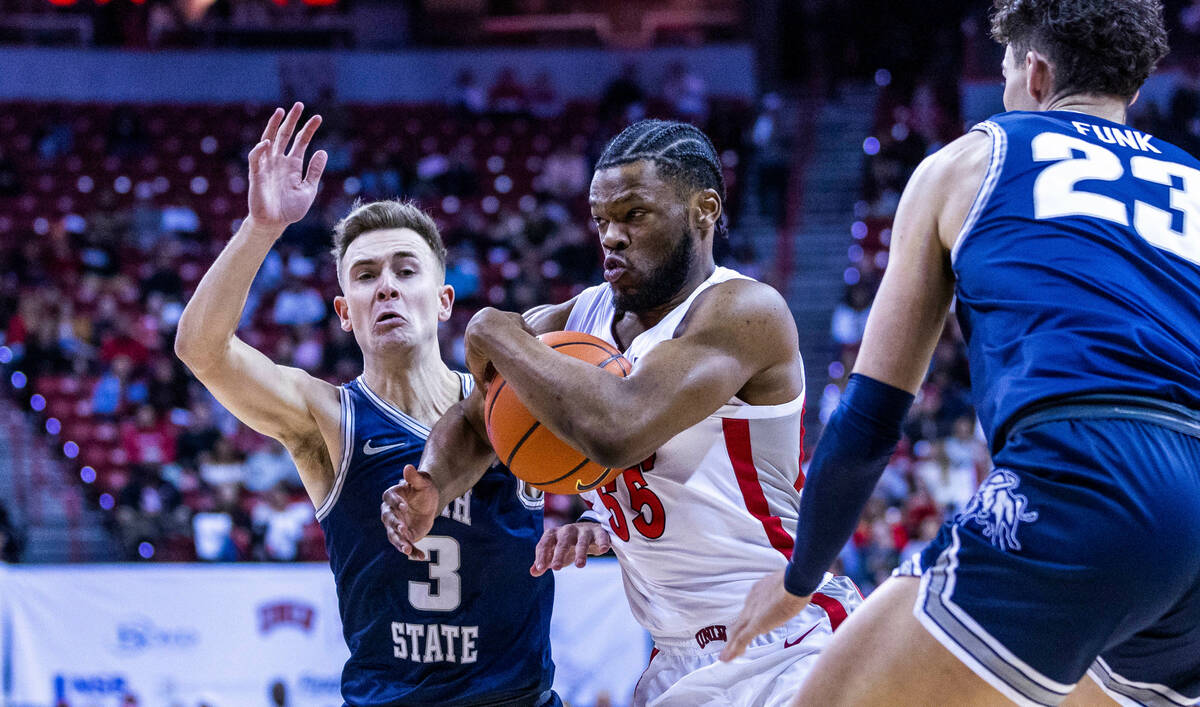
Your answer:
[596,119,729,239]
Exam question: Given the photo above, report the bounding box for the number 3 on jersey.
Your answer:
[1032,132,1200,265]
[596,454,666,541]
[408,535,461,611]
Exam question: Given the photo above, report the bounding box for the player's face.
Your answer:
[1002,45,1037,112]
[334,228,453,355]
[589,161,698,312]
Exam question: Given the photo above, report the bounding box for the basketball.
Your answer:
[484,331,632,494]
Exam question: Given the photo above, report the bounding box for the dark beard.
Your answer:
[612,226,694,313]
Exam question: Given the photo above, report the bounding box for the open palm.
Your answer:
[248,102,328,229]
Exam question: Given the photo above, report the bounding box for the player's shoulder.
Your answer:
[679,275,796,346]
[917,129,993,190]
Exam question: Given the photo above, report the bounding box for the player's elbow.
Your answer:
[580,425,653,470]
[173,326,220,375]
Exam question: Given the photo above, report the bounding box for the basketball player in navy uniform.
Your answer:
[721,1,1200,705]
[175,103,557,706]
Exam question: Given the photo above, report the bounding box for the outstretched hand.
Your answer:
[247,102,328,230]
[381,465,442,560]
[719,570,811,662]
[530,522,612,576]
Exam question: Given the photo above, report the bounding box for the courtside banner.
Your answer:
[0,561,647,707]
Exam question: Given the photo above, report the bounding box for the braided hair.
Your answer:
[595,119,728,239]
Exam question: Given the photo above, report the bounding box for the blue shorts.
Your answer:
[897,412,1200,706]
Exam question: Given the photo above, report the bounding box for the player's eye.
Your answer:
[399,268,416,277]
[356,271,374,281]
[626,209,646,220]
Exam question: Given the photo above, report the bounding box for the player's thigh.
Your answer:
[1086,583,1200,707]
[1061,676,1120,707]
[792,576,1013,707]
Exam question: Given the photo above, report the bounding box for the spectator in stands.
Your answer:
[199,436,245,488]
[191,482,248,562]
[358,152,405,201]
[17,314,74,379]
[289,324,324,370]
[540,139,590,200]
[35,119,73,161]
[92,355,144,417]
[122,404,177,466]
[141,249,184,301]
[850,497,904,593]
[0,502,24,563]
[489,67,529,115]
[98,314,150,367]
[0,147,21,196]
[243,438,301,493]
[944,413,989,481]
[106,106,149,158]
[913,437,975,516]
[528,71,564,119]
[660,61,708,122]
[251,482,312,561]
[318,130,354,176]
[271,280,326,326]
[747,92,791,221]
[146,357,188,415]
[831,283,873,347]
[449,69,488,115]
[176,401,221,469]
[601,63,647,123]
[116,464,182,557]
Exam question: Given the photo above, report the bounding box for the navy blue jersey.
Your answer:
[317,373,554,706]
[952,110,1200,450]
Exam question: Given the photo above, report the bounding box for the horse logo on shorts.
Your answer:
[956,468,1039,552]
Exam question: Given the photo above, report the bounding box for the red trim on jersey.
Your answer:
[723,418,795,559]
[795,403,807,491]
[810,591,849,631]
[634,648,660,698]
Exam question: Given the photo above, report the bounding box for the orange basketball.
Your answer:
[484,330,631,494]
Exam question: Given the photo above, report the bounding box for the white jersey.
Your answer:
[568,267,855,650]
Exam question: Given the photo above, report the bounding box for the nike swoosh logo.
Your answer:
[363,440,406,455]
[783,623,820,648]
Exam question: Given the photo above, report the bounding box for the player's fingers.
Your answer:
[274,102,304,154]
[382,485,405,509]
[288,114,322,158]
[303,149,328,187]
[531,529,558,575]
[550,529,577,570]
[248,139,270,169]
[260,107,284,143]
[404,538,427,561]
[573,531,591,568]
[587,527,611,555]
[402,464,429,489]
[719,624,750,662]
[385,524,408,554]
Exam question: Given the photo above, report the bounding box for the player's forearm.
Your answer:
[783,374,914,596]
[482,329,637,468]
[175,216,283,371]
[420,398,497,508]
